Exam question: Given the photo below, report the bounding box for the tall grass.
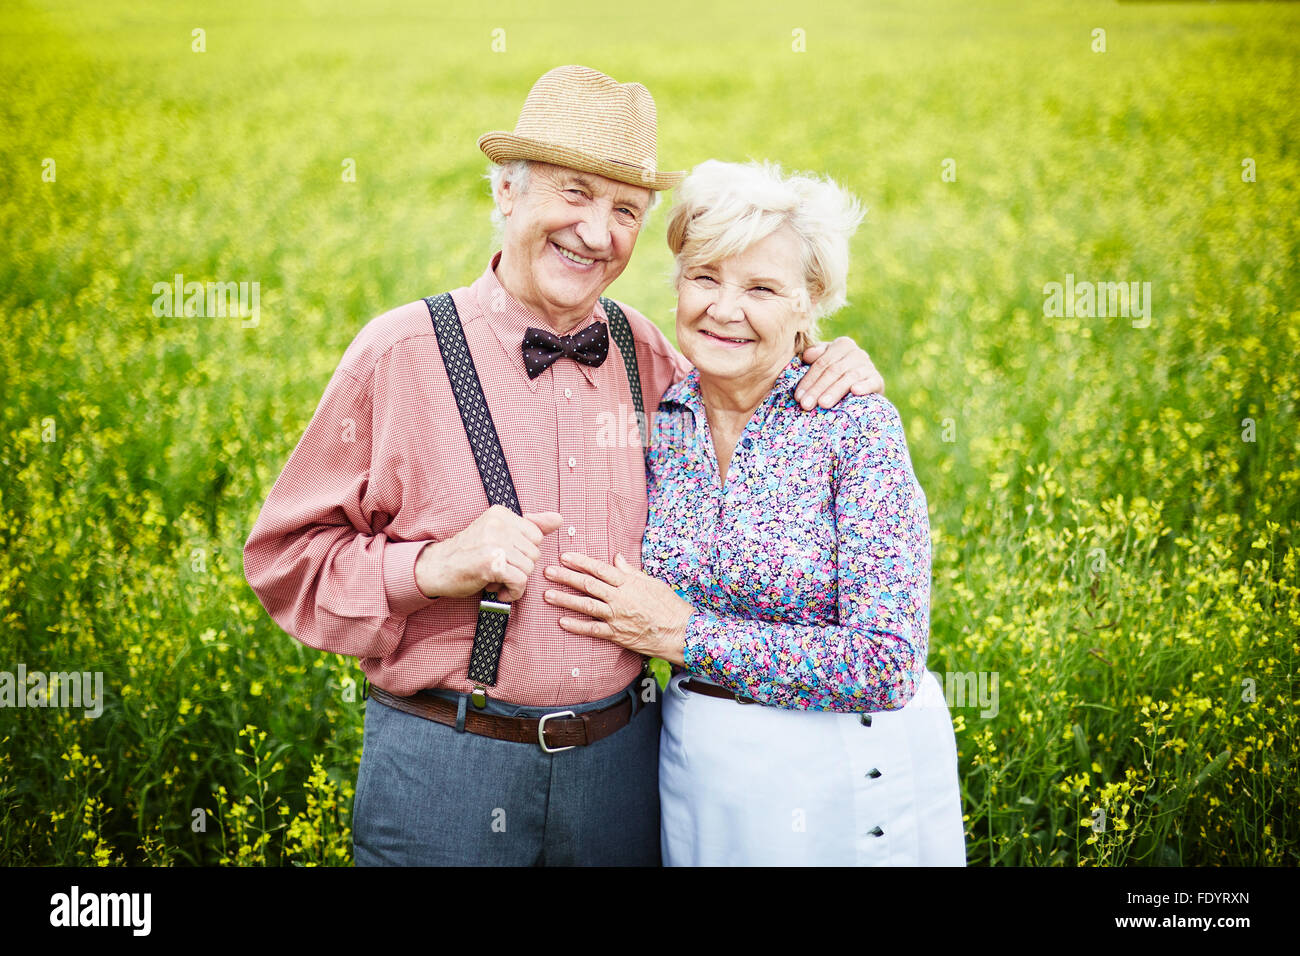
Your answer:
[1,0,1296,865]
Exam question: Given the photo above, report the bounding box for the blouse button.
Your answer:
[571,667,580,678]
[568,457,577,469]
[567,526,576,537]
[564,387,573,399]
[859,714,872,727]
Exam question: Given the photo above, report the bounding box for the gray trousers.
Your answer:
[352,677,661,866]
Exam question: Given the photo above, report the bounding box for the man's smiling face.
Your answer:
[495,162,652,333]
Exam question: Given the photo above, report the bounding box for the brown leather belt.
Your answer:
[680,678,761,706]
[368,685,637,753]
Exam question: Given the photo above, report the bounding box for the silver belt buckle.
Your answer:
[537,710,577,754]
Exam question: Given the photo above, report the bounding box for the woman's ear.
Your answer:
[798,290,817,328]
[792,291,817,353]
[795,285,814,316]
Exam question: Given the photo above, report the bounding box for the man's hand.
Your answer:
[795,336,885,409]
[415,506,564,602]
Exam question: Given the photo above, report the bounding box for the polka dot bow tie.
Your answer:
[521,321,610,379]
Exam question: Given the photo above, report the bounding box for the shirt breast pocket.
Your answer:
[601,489,649,569]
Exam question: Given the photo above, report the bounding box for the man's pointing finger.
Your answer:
[523,511,565,537]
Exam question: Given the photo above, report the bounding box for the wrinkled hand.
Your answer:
[543,552,693,666]
[796,336,885,409]
[415,505,563,602]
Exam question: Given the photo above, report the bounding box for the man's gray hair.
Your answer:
[486,160,661,238]
[487,159,532,233]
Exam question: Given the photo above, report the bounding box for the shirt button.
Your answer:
[571,667,580,678]
[564,388,573,399]
[568,457,576,469]
[567,526,576,537]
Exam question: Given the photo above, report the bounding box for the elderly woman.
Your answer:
[543,159,965,866]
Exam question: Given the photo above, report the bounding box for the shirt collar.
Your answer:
[472,251,606,390]
[661,355,806,427]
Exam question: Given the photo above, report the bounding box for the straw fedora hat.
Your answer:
[478,65,684,191]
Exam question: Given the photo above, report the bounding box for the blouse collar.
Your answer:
[661,355,806,426]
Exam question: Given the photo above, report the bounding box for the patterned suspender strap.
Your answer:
[424,293,521,701]
[599,296,647,449]
[423,292,647,702]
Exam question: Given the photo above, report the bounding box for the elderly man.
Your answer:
[242,65,884,866]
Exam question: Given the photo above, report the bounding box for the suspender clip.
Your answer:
[478,597,512,616]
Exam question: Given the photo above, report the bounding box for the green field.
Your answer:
[1,0,1297,865]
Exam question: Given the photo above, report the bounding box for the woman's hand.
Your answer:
[542,553,694,666]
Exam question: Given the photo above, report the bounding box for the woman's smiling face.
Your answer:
[675,224,811,392]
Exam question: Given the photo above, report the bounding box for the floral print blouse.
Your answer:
[642,356,932,712]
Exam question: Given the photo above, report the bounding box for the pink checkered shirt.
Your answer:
[243,252,689,706]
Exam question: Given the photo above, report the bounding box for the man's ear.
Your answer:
[496,177,517,218]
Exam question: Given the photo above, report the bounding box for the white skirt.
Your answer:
[659,669,966,866]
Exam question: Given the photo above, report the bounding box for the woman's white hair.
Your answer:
[666,159,866,352]
[486,159,661,237]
